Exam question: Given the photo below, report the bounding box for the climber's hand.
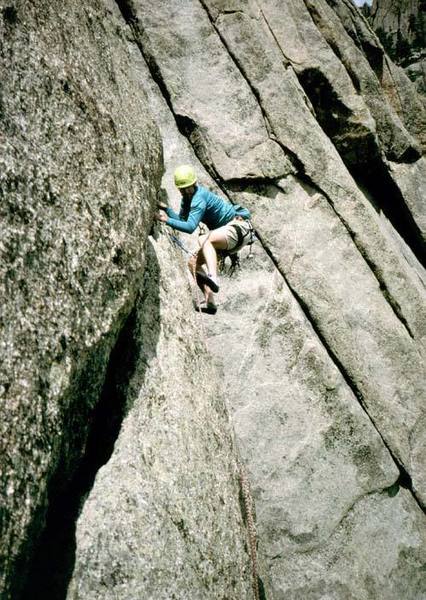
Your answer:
[155,211,168,222]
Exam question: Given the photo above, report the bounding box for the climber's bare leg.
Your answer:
[188,253,210,303]
[198,231,228,281]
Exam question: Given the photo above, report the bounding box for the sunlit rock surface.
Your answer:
[1,1,425,599]
[67,236,253,600]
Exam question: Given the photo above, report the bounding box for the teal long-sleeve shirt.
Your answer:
[165,185,237,233]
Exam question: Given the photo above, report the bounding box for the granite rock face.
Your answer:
[66,235,253,600]
[0,1,163,597]
[204,245,426,600]
[1,2,256,599]
[119,0,425,597]
[2,0,426,599]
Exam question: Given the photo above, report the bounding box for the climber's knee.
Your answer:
[188,254,197,272]
[198,233,209,247]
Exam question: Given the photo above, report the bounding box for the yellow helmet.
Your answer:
[174,165,197,188]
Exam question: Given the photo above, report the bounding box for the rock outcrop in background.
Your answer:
[1,0,425,599]
[369,0,426,94]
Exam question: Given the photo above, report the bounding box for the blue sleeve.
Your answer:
[165,206,181,220]
[166,197,206,233]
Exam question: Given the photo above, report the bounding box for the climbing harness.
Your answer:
[230,220,256,254]
[218,220,257,276]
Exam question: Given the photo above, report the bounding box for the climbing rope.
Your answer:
[166,227,260,598]
[237,456,260,600]
[189,252,209,348]
[168,232,194,257]
[165,228,209,350]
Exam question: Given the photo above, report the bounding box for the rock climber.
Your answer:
[155,164,253,314]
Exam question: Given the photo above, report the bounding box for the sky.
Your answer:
[353,0,372,5]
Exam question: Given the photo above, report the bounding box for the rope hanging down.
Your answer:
[165,228,261,598]
[237,456,261,600]
[165,229,209,348]
[169,233,196,256]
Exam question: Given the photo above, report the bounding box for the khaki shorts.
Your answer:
[220,219,253,251]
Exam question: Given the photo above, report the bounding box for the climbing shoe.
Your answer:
[195,300,217,315]
[195,271,219,293]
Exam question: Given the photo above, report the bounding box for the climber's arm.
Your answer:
[163,198,206,234]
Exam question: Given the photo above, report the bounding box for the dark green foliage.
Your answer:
[409,13,425,51]
[374,9,425,65]
[396,31,412,62]
[375,26,396,60]
[360,4,371,18]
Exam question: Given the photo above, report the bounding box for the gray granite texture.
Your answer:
[1,1,425,599]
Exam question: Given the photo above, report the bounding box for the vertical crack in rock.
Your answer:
[198,0,283,147]
[114,0,231,184]
[331,0,385,74]
[293,69,425,266]
[109,0,424,572]
[172,114,226,185]
[186,2,424,292]
[296,66,373,155]
[274,176,416,339]
[351,159,425,264]
[382,53,410,111]
[65,235,256,598]
[110,6,274,588]
[115,0,204,158]
[114,0,176,128]
[199,0,345,210]
[115,0,297,188]
[300,0,425,264]
[255,232,424,513]
[20,306,141,600]
[226,175,415,340]
[117,1,281,200]
[257,7,295,67]
[199,0,311,182]
[315,28,364,93]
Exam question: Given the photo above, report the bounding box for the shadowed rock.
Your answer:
[2,0,425,598]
